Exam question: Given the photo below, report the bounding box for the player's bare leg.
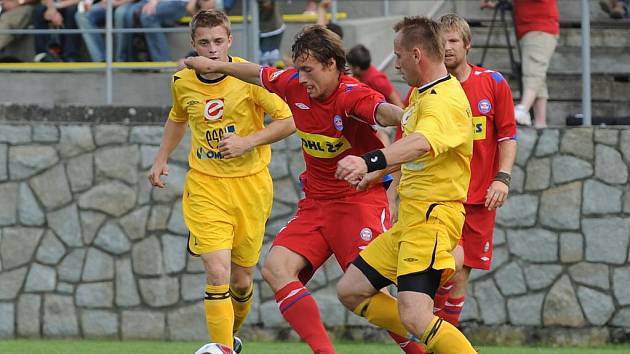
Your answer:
[202,250,235,348]
[262,246,336,354]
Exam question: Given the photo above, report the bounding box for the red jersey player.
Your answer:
[432,14,517,331]
[185,25,427,354]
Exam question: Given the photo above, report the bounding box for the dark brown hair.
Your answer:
[190,9,231,40]
[393,16,444,62]
[291,25,346,72]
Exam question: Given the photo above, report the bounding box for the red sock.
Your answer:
[275,281,336,354]
[440,295,465,327]
[388,331,428,354]
[433,281,454,313]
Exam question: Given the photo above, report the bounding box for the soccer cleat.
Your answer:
[514,105,532,126]
[233,336,243,354]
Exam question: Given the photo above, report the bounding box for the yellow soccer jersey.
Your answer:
[399,75,473,203]
[169,56,291,178]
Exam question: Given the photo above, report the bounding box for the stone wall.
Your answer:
[1,107,629,344]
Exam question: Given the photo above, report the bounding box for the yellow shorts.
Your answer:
[359,199,465,286]
[182,168,273,267]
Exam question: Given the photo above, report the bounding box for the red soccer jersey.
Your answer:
[513,0,559,39]
[361,65,395,101]
[461,64,517,204]
[260,66,386,199]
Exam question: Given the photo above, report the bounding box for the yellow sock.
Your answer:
[230,285,254,334]
[421,315,476,354]
[204,284,234,348]
[353,292,410,338]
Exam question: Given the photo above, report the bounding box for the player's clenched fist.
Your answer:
[148,161,169,188]
[219,133,253,159]
[335,155,367,184]
[184,56,217,73]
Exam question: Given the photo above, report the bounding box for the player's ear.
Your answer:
[413,47,422,63]
[227,34,233,49]
[326,57,336,70]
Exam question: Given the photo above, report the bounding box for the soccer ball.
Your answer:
[194,342,235,354]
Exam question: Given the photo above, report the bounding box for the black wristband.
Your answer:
[362,150,387,173]
[493,171,511,188]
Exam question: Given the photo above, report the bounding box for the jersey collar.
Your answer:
[417,74,451,94]
[196,56,232,84]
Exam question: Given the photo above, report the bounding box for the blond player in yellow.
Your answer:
[148,9,294,352]
[335,17,476,353]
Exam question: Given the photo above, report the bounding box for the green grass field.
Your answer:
[1,340,629,354]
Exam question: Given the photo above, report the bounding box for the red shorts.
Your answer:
[273,187,390,283]
[461,204,497,270]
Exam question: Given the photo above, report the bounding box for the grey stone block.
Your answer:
[47,203,82,247]
[33,125,59,143]
[543,275,585,327]
[94,125,129,146]
[57,282,73,294]
[43,294,79,337]
[148,204,171,231]
[29,164,72,210]
[535,129,559,157]
[167,200,187,235]
[58,126,95,158]
[507,228,558,263]
[577,286,614,326]
[524,264,563,290]
[525,157,550,191]
[511,165,524,193]
[24,263,56,292]
[496,194,538,227]
[494,227,506,246]
[0,266,27,300]
[76,282,114,308]
[66,153,93,192]
[18,182,45,226]
[583,217,630,264]
[9,145,58,179]
[259,299,286,328]
[515,128,537,166]
[569,262,610,290]
[82,248,114,282]
[171,132,191,163]
[80,211,107,245]
[560,232,583,263]
[162,233,187,274]
[140,145,158,169]
[583,180,622,214]
[132,236,163,276]
[94,222,131,255]
[269,150,289,179]
[81,310,118,338]
[78,181,136,217]
[137,172,152,205]
[151,164,186,203]
[0,227,44,269]
[57,248,86,283]
[595,144,628,185]
[0,125,31,144]
[115,258,140,307]
[121,310,165,340]
[611,308,630,328]
[186,253,205,273]
[620,130,630,163]
[613,266,630,306]
[0,303,15,338]
[167,303,207,340]
[551,155,593,184]
[313,289,346,327]
[95,145,140,184]
[17,294,40,337]
[0,182,18,225]
[495,262,527,296]
[594,128,619,146]
[35,230,66,265]
[119,206,149,241]
[130,127,163,145]
[539,182,581,230]
[181,274,205,302]
[138,276,179,307]
[0,144,6,181]
[560,128,593,160]
[460,294,479,323]
[489,246,509,274]
[273,177,300,205]
[507,293,544,326]
[474,278,506,325]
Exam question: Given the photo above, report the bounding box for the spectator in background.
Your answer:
[600,0,628,18]
[259,0,284,66]
[139,0,187,61]
[33,0,82,62]
[75,0,142,62]
[303,0,317,15]
[317,0,342,39]
[512,0,559,128]
[0,0,36,56]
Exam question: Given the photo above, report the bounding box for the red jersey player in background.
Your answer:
[430,13,517,334]
[185,25,427,354]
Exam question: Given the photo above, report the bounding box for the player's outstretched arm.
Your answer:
[148,120,187,188]
[184,56,263,86]
[374,102,404,127]
[219,117,296,159]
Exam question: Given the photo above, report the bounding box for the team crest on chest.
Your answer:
[359,227,373,241]
[333,115,344,131]
[478,99,491,114]
[204,99,224,121]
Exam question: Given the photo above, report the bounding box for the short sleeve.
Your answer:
[491,72,517,141]
[340,84,385,125]
[251,84,292,120]
[259,66,298,100]
[413,102,468,158]
[168,75,187,123]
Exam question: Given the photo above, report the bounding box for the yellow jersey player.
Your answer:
[335,17,477,353]
[148,9,294,352]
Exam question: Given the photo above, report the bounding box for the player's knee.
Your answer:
[336,276,363,310]
[399,300,433,334]
[230,278,252,295]
[204,262,231,285]
[261,261,282,285]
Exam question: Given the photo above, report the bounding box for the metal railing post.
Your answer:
[251,0,260,63]
[331,0,338,23]
[581,0,592,126]
[105,0,113,105]
[383,0,390,17]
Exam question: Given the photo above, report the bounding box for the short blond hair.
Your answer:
[190,9,231,40]
[393,16,444,62]
[438,14,472,46]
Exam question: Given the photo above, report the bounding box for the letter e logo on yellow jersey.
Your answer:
[204,99,224,122]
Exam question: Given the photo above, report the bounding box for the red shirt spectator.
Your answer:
[513,0,560,39]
